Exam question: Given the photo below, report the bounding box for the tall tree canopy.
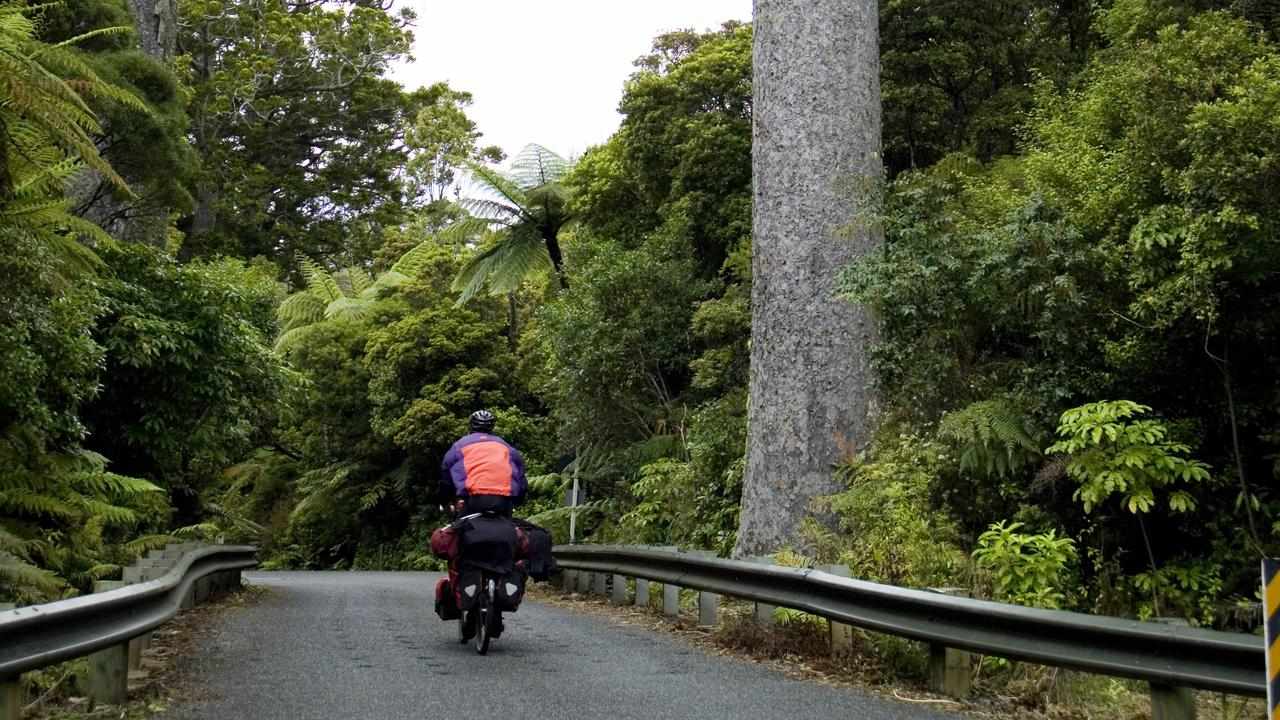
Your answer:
[179,0,418,268]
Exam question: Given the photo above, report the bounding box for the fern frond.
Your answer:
[0,491,78,519]
[464,161,530,213]
[77,498,139,526]
[939,399,1042,479]
[508,143,570,189]
[323,295,371,323]
[336,267,372,296]
[122,534,176,555]
[362,270,410,297]
[451,229,550,303]
[428,216,492,250]
[273,323,324,354]
[37,25,134,54]
[172,523,219,539]
[295,253,344,301]
[0,550,65,595]
[458,197,523,224]
[87,563,121,579]
[277,290,327,332]
[386,238,437,278]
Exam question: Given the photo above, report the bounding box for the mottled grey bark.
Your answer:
[734,0,882,557]
[127,0,179,60]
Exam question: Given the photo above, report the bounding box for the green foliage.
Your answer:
[880,0,1093,174]
[1023,10,1280,331]
[841,171,1106,421]
[274,249,436,352]
[0,1,140,198]
[1047,401,1212,514]
[530,232,711,450]
[521,23,753,554]
[82,244,288,510]
[364,247,541,458]
[809,433,969,588]
[615,397,746,554]
[581,22,752,276]
[1,431,166,601]
[974,521,1078,609]
[180,0,418,267]
[1130,559,1224,624]
[404,82,503,204]
[0,0,183,602]
[255,240,551,567]
[844,2,1280,625]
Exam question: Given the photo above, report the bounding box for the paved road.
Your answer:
[164,571,958,720]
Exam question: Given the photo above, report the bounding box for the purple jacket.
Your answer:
[440,433,527,499]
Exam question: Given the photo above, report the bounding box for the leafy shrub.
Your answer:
[808,432,969,589]
[1047,401,1211,515]
[973,520,1078,609]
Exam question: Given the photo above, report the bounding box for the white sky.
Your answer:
[391,0,753,162]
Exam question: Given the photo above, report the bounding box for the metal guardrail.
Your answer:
[0,544,256,716]
[553,544,1266,699]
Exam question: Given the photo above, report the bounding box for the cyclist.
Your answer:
[436,410,528,640]
[439,409,528,514]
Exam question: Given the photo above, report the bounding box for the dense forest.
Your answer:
[2,0,1279,653]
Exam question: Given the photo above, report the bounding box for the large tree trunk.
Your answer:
[734,0,882,557]
[127,0,179,59]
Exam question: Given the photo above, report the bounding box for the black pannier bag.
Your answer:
[458,515,518,574]
[494,566,527,612]
[512,518,558,581]
[456,568,484,611]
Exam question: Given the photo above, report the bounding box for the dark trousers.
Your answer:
[463,494,515,516]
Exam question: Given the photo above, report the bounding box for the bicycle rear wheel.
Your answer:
[474,580,493,655]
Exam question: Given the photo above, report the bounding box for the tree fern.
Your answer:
[449,143,576,302]
[276,242,458,352]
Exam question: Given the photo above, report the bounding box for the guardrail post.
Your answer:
[634,578,649,608]
[1149,683,1195,720]
[0,676,20,720]
[194,576,211,604]
[592,572,608,597]
[822,565,855,657]
[94,580,147,671]
[86,642,129,705]
[927,643,970,699]
[610,574,628,605]
[698,590,719,628]
[749,556,776,627]
[560,569,576,592]
[662,582,680,617]
[689,551,720,628]
[1149,618,1195,720]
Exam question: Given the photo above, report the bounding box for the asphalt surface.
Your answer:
[163,571,959,720]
